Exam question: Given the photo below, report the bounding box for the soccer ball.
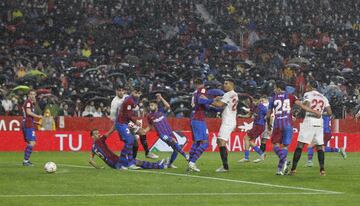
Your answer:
[44,162,57,173]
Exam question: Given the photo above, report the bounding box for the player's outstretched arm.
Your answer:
[266,111,272,131]
[89,153,104,169]
[104,123,116,138]
[295,100,321,118]
[156,93,171,110]
[26,108,42,119]
[211,96,226,108]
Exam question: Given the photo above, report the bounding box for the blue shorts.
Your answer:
[23,127,36,142]
[191,120,208,141]
[115,123,134,144]
[271,126,293,146]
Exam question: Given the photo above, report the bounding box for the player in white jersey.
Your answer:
[290,80,332,176]
[104,85,158,159]
[211,78,238,172]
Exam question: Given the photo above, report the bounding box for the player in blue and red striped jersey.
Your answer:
[306,113,347,167]
[267,81,320,175]
[188,78,214,172]
[144,98,189,168]
[22,89,42,166]
[89,129,166,170]
[115,86,143,170]
[238,95,268,163]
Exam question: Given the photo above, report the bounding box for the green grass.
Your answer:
[0,151,359,206]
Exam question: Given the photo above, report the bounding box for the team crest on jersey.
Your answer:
[127,105,132,110]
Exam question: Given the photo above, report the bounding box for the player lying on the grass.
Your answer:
[267,81,321,175]
[290,81,331,176]
[143,97,189,168]
[89,129,166,170]
[306,112,347,167]
[22,89,43,166]
[238,95,267,163]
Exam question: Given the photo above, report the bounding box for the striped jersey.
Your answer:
[191,87,208,121]
[117,96,138,124]
[268,91,298,129]
[22,99,35,128]
[92,136,118,169]
[147,111,173,137]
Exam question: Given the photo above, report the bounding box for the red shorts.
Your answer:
[323,133,332,145]
[247,125,265,140]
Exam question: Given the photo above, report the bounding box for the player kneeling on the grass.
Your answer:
[238,95,267,163]
[267,81,321,175]
[144,99,189,168]
[22,89,43,166]
[290,81,331,176]
[306,113,346,167]
[211,78,238,172]
[89,129,166,170]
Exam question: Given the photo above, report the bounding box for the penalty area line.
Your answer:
[0,192,341,198]
[58,164,343,195]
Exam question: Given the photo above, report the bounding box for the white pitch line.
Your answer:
[0,192,340,198]
[131,170,343,194]
[58,164,95,169]
[59,164,343,195]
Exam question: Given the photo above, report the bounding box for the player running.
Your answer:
[89,129,166,170]
[211,78,238,172]
[22,89,42,166]
[238,95,267,163]
[188,78,214,172]
[267,81,320,175]
[306,113,347,167]
[290,81,334,176]
[144,96,189,168]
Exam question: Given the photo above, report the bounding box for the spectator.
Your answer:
[38,109,56,131]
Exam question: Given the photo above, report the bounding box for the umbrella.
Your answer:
[24,70,47,79]
[123,54,140,65]
[341,68,353,73]
[108,72,126,79]
[83,67,100,75]
[288,57,310,65]
[11,85,30,94]
[37,88,51,95]
[285,63,301,68]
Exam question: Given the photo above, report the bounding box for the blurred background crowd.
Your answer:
[0,0,359,120]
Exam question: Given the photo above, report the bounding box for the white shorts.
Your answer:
[218,124,236,141]
[298,121,324,145]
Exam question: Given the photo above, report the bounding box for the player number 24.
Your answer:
[274,99,291,114]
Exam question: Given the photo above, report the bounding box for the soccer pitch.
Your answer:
[0,152,359,206]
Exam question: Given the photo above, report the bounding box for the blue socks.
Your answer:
[245,150,250,160]
[24,144,33,161]
[325,146,339,152]
[190,142,208,163]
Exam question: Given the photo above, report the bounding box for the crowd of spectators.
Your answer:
[0,0,359,119]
